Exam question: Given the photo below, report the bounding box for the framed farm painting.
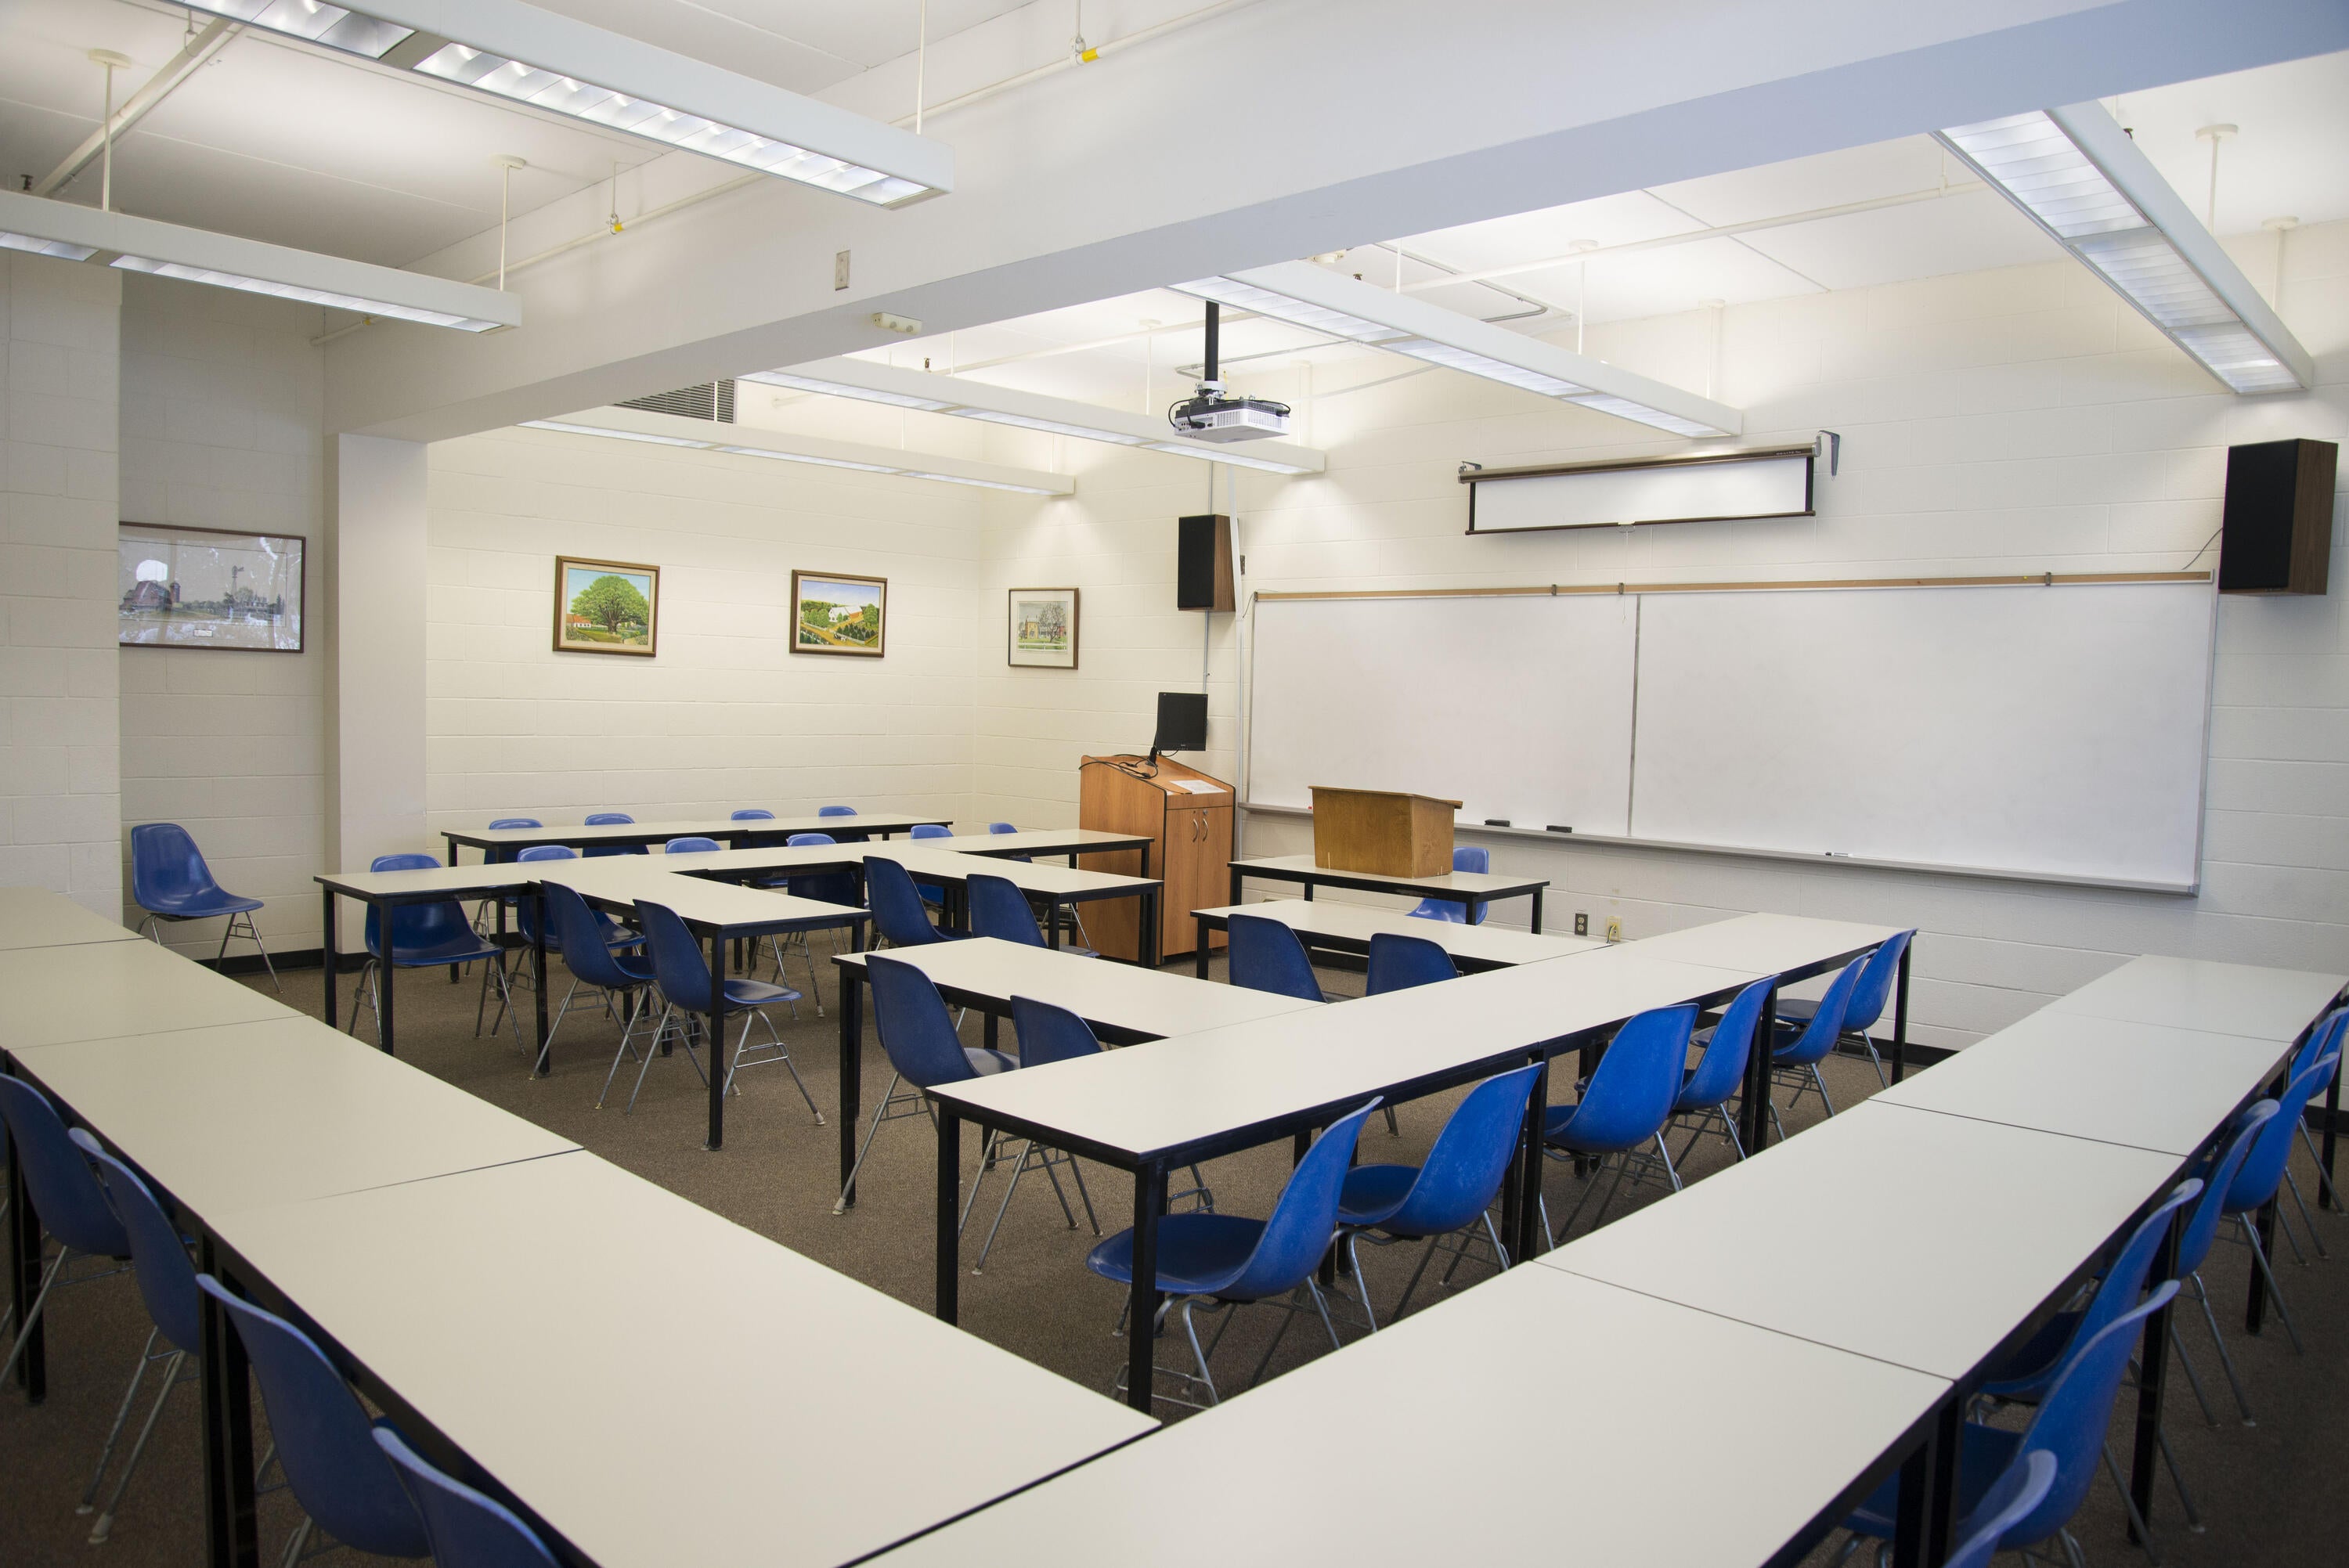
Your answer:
[117,523,305,652]
[792,570,887,657]
[1007,587,1079,669]
[554,557,659,655]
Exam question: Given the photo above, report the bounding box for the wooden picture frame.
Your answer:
[1007,586,1080,669]
[553,556,660,655]
[792,570,888,657]
[117,522,306,653]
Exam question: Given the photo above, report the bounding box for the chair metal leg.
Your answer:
[1178,1297,1220,1406]
[1345,1233,1381,1332]
[2167,1321,2218,1426]
[593,1000,654,1108]
[80,1327,159,1512]
[1810,1062,1838,1116]
[2294,1119,2344,1211]
[836,1072,914,1211]
[2239,1217,2305,1352]
[0,1249,69,1387]
[2282,1168,2327,1260]
[1654,1131,1683,1192]
[2190,1272,2255,1423]
[280,1514,312,1568]
[2100,1440,2163,1564]
[88,1350,189,1543]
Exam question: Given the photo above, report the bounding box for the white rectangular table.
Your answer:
[1228,852,1549,930]
[869,1265,1949,1568]
[1189,897,1604,978]
[207,1153,1154,1568]
[2049,954,2346,1044]
[0,887,140,951]
[0,939,290,1054]
[899,827,1154,863]
[441,811,949,861]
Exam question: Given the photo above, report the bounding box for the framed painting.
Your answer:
[554,557,660,655]
[117,523,305,652]
[792,570,887,657]
[1007,586,1080,669]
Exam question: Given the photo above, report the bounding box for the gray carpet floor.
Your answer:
[4,940,2344,1566]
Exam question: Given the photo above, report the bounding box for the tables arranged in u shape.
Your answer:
[0,939,291,1054]
[1226,852,1550,931]
[1189,896,1602,977]
[441,811,950,863]
[0,886,144,951]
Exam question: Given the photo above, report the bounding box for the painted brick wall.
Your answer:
[2,254,121,920]
[975,220,2349,1051]
[117,275,330,957]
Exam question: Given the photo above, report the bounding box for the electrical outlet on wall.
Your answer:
[1605,917,1622,943]
[1573,912,1589,936]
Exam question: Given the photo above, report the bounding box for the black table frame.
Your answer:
[441,819,940,864]
[317,873,547,1062]
[1190,908,1539,979]
[1229,860,1549,933]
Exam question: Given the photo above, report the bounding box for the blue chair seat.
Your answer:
[1844,1422,2029,1541]
[382,926,505,969]
[1085,1212,1272,1297]
[720,975,803,1009]
[963,1046,1016,1076]
[146,887,263,919]
[1334,1163,1420,1230]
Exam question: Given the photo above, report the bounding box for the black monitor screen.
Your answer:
[1152,691,1208,755]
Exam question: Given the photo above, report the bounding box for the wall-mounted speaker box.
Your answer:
[2218,438,2336,596]
[1177,514,1236,611]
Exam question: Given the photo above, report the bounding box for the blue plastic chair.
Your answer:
[469,817,543,936]
[1665,978,1774,1163]
[731,808,775,823]
[70,1130,203,1542]
[536,880,654,1074]
[1005,996,1216,1221]
[1947,1450,2062,1568]
[1362,932,1458,1133]
[969,872,1096,957]
[1087,1100,1380,1406]
[0,1075,131,1396]
[128,822,278,989]
[351,853,520,1049]
[2168,1099,2282,1426]
[1406,845,1491,924]
[866,856,968,949]
[1228,912,1332,1003]
[193,1276,429,1561]
[2218,1049,2341,1357]
[1764,956,1869,1137]
[665,836,721,855]
[1840,1285,2178,1566]
[1777,928,1914,1087]
[839,954,1016,1212]
[582,810,644,857]
[494,845,635,1039]
[605,899,820,1121]
[985,820,1033,863]
[908,821,954,907]
[373,1427,559,1568]
[816,804,865,844]
[1541,1004,1698,1242]
[2281,1007,2348,1233]
[1336,1063,1543,1328]
[781,831,861,910]
[955,996,1107,1272]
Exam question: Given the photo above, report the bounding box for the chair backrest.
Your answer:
[2291,1006,2347,1083]
[2225,1051,2342,1216]
[1771,957,1869,1068]
[785,833,861,906]
[511,845,574,943]
[1564,1005,1699,1152]
[2001,1284,2179,1548]
[865,954,982,1090]
[1222,1101,1381,1301]
[194,1276,429,1558]
[1011,995,1106,1069]
[70,1129,199,1353]
[864,857,942,946]
[482,819,540,865]
[374,1427,560,1568]
[0,1076,128,1258]
[819,806,857,816]
[633,900,712,1011]
[968,874,1045,946]
[2067,1180,2200,1351]
[361,852,467,958]
[1948,1451,2059,1568]
[731,809,774,821]
[1381,1065,1544,1238]
[584,813,635,824]
[788,832,836,846]
[1838,929,1915,1035]
[1366,931,1459,994]
[911,823,951,840]
[129,821,229,910]
[1228,913,1322,1003]
[665,836,721,855]
[543,882,636,989]
[516,845,573,862]
[2177,1099,2280,1273]
[988,822,1018,834]
[582,812,642,857]
[1677,978,1774,1113]
[1405,845,1492,924]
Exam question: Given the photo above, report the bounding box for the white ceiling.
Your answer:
[528,1,1034,98]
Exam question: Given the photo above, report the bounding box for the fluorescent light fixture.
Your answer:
[183,1,950,207]
[1177,261,1740,438]
[0,189,518,332]
[523,405,1077,494]
[1937,105,2312,395]
[745,359,1328,474]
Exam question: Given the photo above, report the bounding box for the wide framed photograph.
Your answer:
[1007,586,1080,669]
[792,570,887,657]
[117,523,305,652]
[554,557,660,655]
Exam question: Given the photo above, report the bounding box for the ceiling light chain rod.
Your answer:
[90,49,132,212]
[915,0,928,133]
[493,155,526,290]
[2196,122,2236,232]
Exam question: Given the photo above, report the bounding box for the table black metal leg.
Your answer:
[1739,982,1778,1155]
[531,894,551,1076]
[320,889,338,1030]
[1047,900,1062,950]
[705,932,728,1152]
[2246,1197,2278,1333]
[1229,867,1242,906]
[936,1108,962,1324]
[1144,888,1160,969]
[1194,917,1210,980]
[1891,944,1913,1084]
[380,938,398,1056]
[199,1247,258,1568]
[835,975,863,1211]
[983,1013,998,1053]
[1126,1164,1164,1415]
[1892,1396,1959,1568]
[1530,889,1544,934]
[1506,1059,1550,1263]
[2323,1046,2342,1211]
[2130,1209,2182,1535]
[8,1129,40,1400]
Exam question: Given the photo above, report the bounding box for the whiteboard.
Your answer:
[1470,453,1811,532]
[1628,582,2215,888]
[1249,594,1636,834]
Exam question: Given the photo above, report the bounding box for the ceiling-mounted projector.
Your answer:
[1169,300,1290,442]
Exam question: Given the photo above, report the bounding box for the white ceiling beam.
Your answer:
[33,19,243,200]
[522,405,1077,494]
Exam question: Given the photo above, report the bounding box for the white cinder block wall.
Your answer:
[974,221,2349,1053]
[117,276,330,957]
[2,254,121,920]
[421,427,989,838]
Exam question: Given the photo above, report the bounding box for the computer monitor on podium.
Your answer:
[1150,691,1207,765]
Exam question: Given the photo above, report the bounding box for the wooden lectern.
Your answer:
[1079,755,1233,963]
[1311,786,1461,878]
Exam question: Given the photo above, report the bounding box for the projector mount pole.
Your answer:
[1201,301,1221,396]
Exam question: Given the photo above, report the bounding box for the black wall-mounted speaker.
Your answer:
[1177,514,1235,611]
[2218,439,2335,596]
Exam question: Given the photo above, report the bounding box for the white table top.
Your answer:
[873,846,1160,898]
[0,940,290,1054]
[544,863,867,932]
[2050,954,2347,1044]
[1625,911,1903,976]
[1193,899,1604,967]
[14,1015,578,1216]
[909,828,1153,857]
[216,1153,1154,1568]
[871,1265,1947,1568]
[319,863,539,899]
[1541,1101,2182,1379]
[445,813,945,845]
[1231,853,1546,897]
[935,945,1761,1161]
[837,939,1315,1039]
[1875,1009,2291,1156]
[0,887,140,950]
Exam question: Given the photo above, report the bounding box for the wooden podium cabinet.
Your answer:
[1077,756,1233,964]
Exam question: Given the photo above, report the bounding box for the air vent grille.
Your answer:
[616,380,736,422]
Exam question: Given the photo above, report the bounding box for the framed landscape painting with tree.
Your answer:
[554,557,659,655]
[792,570,887,657]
